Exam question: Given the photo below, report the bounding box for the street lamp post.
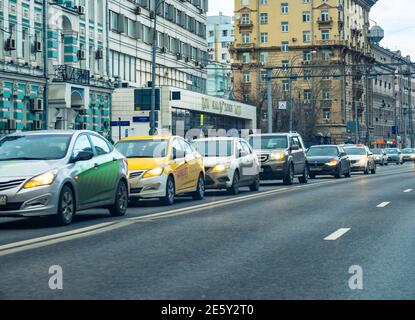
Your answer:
[149,0,165,136]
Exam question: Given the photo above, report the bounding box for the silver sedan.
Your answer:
[0,130,129,225]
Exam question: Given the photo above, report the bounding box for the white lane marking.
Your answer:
[0,221,134,257]
[324,228,351,241]
[377,201,390,208]
[404,189,413,193]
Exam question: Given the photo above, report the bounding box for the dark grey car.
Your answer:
[248,133,308,185]
[307,145,351,179]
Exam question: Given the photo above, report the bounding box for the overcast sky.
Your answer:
[208,0,415,58]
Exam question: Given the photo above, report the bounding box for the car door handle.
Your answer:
[94,163,100,169]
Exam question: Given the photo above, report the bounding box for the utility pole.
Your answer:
[289,65,293,132]
[43,0,48,130]
[355,100,359,143]
[266,68,273,133]
[150,0,164,136]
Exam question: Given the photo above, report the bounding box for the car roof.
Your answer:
[121,135,172,141]
[249,132,299,137]
[192,137,238,142]
[309,145,338,148]
[5,130,80,136]
[342,144,366,148]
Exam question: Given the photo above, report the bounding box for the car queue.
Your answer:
[0,130,413,226]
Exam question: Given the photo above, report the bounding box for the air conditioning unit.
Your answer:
[7,119,16,130]
[33,120,42,130]
[134,6,141,15]
[96,48,104,59]
[77,5,85,15]
[149,11,156,19]
[194,61,199,66]
[184,56,190,62]
[30,98,43,112]
[5,38,16,51]
[160,47,167,53]
[33,41,42,53]
[176,53,182,60]
[78,50,86,60]
[81,123,88,130]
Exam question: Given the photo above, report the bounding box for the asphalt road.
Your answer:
[0,163,414,299]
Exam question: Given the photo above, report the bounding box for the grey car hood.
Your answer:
[0,160,64,180]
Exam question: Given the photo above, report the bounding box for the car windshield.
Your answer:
[115,139,168,158]
[402,149,415,154]
[371,149,383,154]
[0,134,71,161]
[307,147,338,157]
[248,136,288,150]
[344,147,367,155]
[386,148,399,154]
[192,140,233,157]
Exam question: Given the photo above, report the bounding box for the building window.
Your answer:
[221,42,228,48]
[222,53,227,60]
[242,32,250,43]
[241,0,249,5]
[303,11,311,22]
[281,22,289,32]
[241,13,250,24]
[281,3,288,14]
[303,31,311,42]
[260,32,268,43]
[304,89,312,102]
[260,13,268,24]
[282,80,289,92]
[243,71,250,83]
[260,52,268,63]
[322,29,330,41]
[242,52,250,63]
[303,0,310,3]
[282,60,289,70]
[303,50,312,61]
[260,0,268,4]
[322,50,331,60]
[222,30,228,37]
[281,41,289,52]
[322,89,331,100]
[322,108,331,120]
[321,10,329,22]
[260,70,267,81]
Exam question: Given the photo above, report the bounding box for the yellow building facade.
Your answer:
[231,0,378,144]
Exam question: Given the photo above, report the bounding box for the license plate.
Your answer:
[0,195,7,206]
[310,167,322,171]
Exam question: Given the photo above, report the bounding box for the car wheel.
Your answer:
[249,174,260,191]
[161,176,175,205]
[371,164,377,174]
[192,174,205,200]
[364,163,370,175]
[56,185,75,226]
[385,162,388,166]
[334,164,342,179]
[309,173,316,179]
[109,180,128,217]
[227,171,240,195]
[283,163,294,185]
[344,165,352,178]
[298,165,308,184]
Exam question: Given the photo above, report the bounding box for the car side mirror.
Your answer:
[368,152,373,156]
[290,145,299,151]
[172,149,185,160]
[71,151,94,163]
[239,150,248,158]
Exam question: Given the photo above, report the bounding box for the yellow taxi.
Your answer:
[115,135,205,205]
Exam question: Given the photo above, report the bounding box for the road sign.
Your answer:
[132,116,150,123]
[278,101,287,110]
[110,120,130,127]
[392,126,398,135]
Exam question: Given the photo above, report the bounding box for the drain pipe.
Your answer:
[43,0,48,129]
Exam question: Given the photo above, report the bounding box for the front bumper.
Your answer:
[128,173,168,199]
[259,161,288,180]
[350,161,367,171]
[403,156,415,162]
[204,169,232,189]
[308,164,338,175]
[0,184,59,217]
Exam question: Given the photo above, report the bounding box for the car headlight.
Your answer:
[211,164,228,173]
[411,155,415,159]
[358,158,367,165]
[143,167,164,178]
[375,156,381,160]
[325,160,338,166]
[23,169,58,189]
[271,152,285,160]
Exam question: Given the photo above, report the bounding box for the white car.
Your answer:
[191,137,260,195]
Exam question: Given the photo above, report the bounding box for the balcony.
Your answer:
[53,65,90,85]
[317,17,334,28]
[230,43,256,52]
[238,20,253,29]
[314,39,347,47]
